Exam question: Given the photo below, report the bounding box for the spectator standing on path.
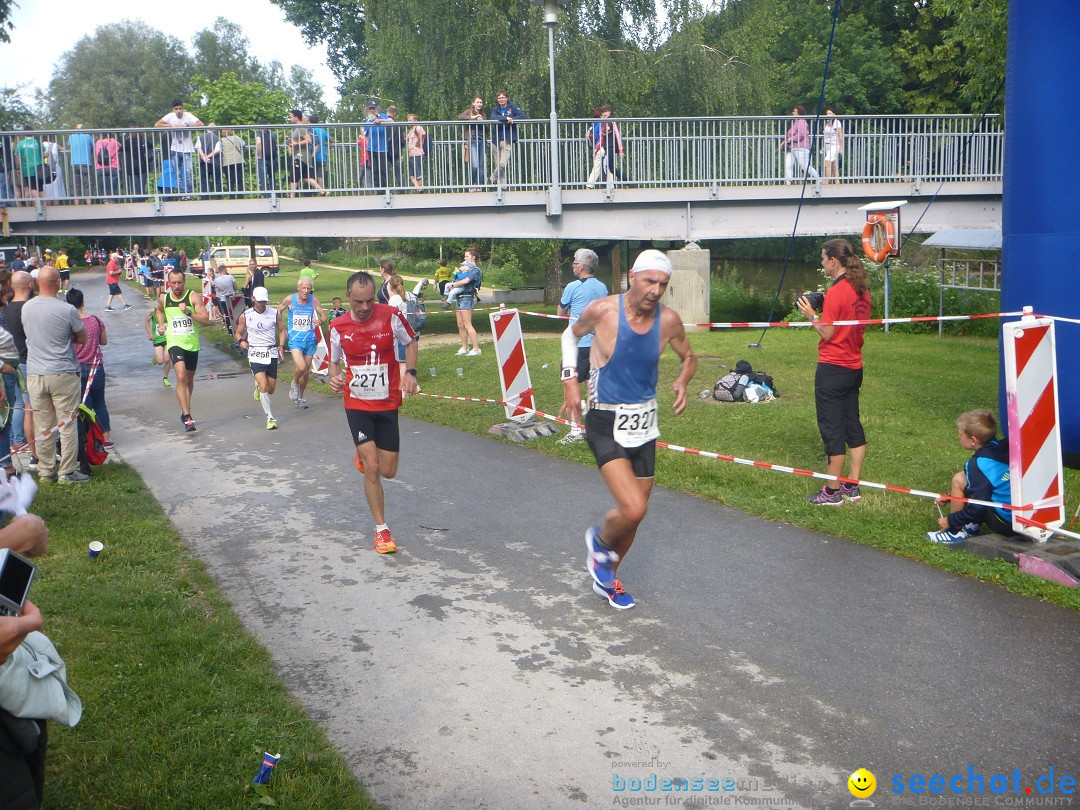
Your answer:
[220,128,246,198]
[328,271,419,555]
[277,278,325,410]
[5,271,35,470]
[585,106,624,188]
[68,124,95,204]
[460,96,488,191]
[155,99,204,199]
[235,286,281,430]
[23,266,88,483]
[103,253,132,311]
[376,258,395,305]
[67,288,112,448]
[489,90,525,187]
[557,248,608,445]
[212,264,238,334]
[796,238,871,506]
[243,258,265,310]
[451,247,482,357]
[561,249,697,610]
[157,269,210,433]
[196,124,222,195]
[781,105,819,185]
[0,312,21,477]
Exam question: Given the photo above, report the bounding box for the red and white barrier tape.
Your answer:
[416,388,1061,516]
[512,309,1028,329]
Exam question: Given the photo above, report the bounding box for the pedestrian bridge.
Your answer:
[3,114,1002,241]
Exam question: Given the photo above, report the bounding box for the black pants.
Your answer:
[814,362,865,457]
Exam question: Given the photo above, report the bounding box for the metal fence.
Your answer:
[0,114,1002,206]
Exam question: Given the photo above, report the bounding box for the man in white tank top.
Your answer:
[235,286,281,430]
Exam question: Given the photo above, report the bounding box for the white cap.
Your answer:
[44,248,52,254]
[252,286,270,302]
[630,249,672,276]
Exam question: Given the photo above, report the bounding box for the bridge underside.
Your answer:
[3,181,1000,241]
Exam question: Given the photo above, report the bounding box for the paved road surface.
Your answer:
[86,273,1078,808]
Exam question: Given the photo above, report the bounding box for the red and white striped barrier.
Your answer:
[489,309,535,423]
[310,323,330,376]
[1003,311,1065,541]
[416,390,1055,518]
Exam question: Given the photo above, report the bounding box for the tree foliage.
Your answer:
[43,21,194,128]
[190,18,267,85]
[191,72,293,126]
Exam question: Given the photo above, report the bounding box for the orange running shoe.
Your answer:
[374,528,397,554]
[354,449,365,473]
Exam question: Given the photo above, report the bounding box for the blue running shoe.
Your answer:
[926,526,975,544]
[593,580,635,610]
[585,526,618,588]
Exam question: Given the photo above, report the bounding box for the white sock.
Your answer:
[375,523,389,533]
[260,393,274,419]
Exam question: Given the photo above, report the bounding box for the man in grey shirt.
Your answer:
[23,266,87,483]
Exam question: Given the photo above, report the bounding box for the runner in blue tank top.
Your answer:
[276,278,325,410]
[559,249,697,609]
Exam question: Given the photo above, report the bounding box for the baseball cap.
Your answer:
[252,286,270,302]
[630,249,672,276]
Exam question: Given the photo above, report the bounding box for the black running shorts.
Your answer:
[585,408,656,478]
[346,408,400,453]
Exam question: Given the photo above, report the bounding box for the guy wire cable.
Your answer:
[750,0,842,349]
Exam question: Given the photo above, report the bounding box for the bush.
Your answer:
[710,264,791,322]
[869,260,999,338]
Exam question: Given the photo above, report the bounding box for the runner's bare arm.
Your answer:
[156,295,166,334]
[312,295,326,322]
[327,328,344,393]
[234,313,247,344]
[664,311,697,415]
[190,292,211,326]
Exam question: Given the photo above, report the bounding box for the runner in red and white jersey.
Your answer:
[328,271,419,554]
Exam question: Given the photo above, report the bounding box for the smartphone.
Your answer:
[0,548,36,617]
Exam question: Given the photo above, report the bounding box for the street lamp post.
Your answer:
[533,0,565,216]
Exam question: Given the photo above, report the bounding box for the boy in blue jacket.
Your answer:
[927,409,1016,544]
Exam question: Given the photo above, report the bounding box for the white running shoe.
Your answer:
[466,348,481,357]
[455,347,468,356]
[289,382,299,401]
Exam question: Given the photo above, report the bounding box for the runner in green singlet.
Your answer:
[156,269,210,432]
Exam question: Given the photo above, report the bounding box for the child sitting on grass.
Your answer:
[927,409,1016,544]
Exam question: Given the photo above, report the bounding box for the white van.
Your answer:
[192,245,279,276]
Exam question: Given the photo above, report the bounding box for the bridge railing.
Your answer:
[0,114,1002,206]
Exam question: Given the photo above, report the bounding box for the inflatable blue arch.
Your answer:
[1003,0,1080,466]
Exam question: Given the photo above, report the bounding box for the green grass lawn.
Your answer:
[33,464,376,809]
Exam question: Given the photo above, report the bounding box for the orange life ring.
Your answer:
[862,214,896,263]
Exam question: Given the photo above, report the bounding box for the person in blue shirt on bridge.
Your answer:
[309,113,330,189]
[68,124,95,205]
[927,409,1016,544]
[557,248,608,445]
[364,100,391,189]
[489,90,524,187]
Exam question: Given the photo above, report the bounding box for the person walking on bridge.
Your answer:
[560,250,697,609]
[157,269,210,432]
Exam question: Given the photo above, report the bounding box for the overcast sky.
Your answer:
[0,0,340,108]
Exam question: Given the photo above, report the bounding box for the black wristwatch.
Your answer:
[405,368,417,377]
[560,367,577,381]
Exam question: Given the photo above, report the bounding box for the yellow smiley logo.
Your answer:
[848,768,876,798]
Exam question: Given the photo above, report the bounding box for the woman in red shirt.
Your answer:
[796,238,871,506]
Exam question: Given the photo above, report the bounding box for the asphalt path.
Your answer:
[85,272,1078,809]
